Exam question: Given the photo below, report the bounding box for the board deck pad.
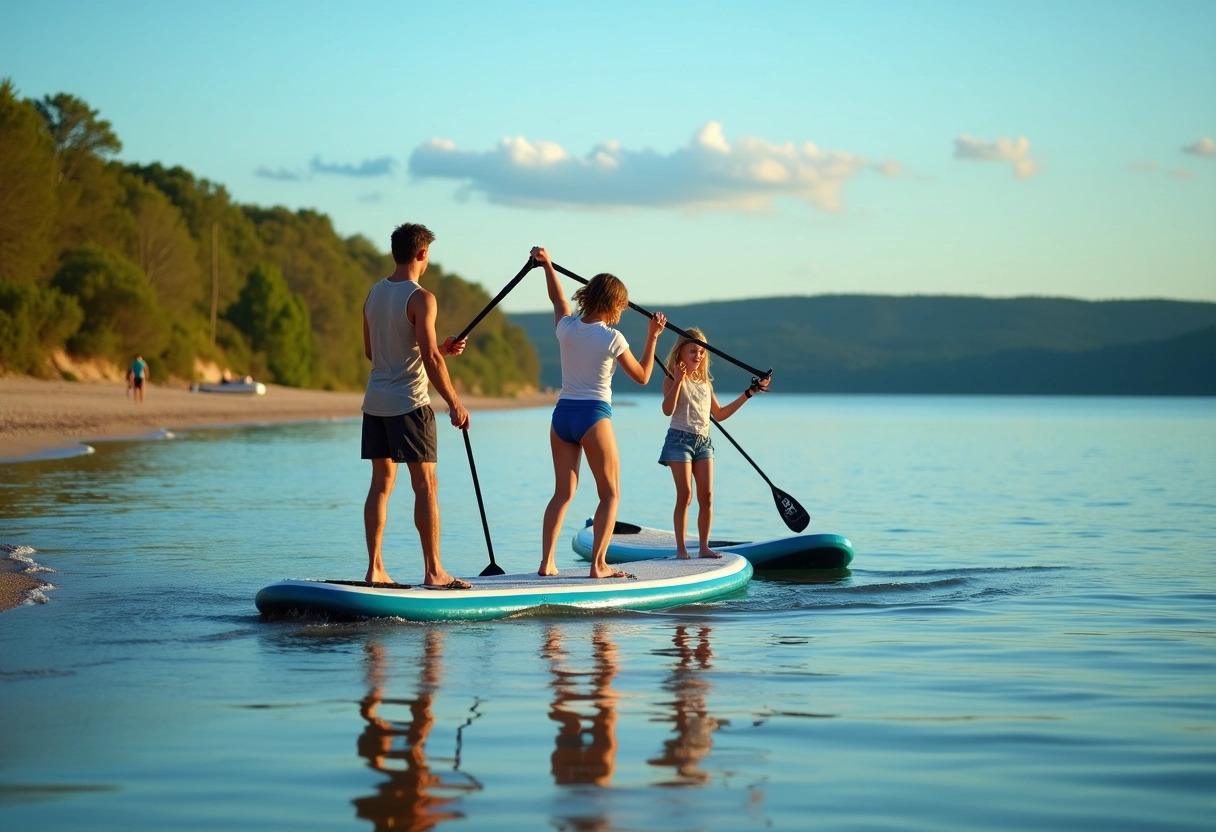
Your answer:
[256,552,753,621]
[573,520,854,571]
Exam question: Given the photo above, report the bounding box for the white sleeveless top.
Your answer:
[362,278,431,416]
[669,376,711,435]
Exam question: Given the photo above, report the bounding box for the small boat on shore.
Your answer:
[573,520,854,572]
[255,552,753,621]
[192,377,266,395]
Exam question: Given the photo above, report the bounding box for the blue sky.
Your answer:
[4,0,1213,312]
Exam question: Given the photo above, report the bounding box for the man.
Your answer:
[130,354,148,403]
[361,223,471,589]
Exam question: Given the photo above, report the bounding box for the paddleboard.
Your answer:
[255,553,753,621]
[573,520,854,571]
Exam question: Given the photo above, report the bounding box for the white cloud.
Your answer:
[953,135,1040,180]
[1181,137,1216,158]
[873,159,902,178]
[407,123,871,212]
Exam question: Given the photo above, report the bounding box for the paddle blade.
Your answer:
[479,562,505,577]
[772,486,810,532]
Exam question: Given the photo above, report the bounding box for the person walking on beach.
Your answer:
[361,223,471,589]
[130,354,148,403]
[658,327,769,559]
[531,246,667,579]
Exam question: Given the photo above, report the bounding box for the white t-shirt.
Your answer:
[556,315,628,402]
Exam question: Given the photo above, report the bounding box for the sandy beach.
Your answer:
[0,377,555,611]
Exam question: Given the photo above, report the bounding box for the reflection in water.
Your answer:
[352,632,481,832]
[544,624,619,787]
[648,625,724,786]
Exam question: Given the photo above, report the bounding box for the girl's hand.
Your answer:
[672,361,687,384]
[530,246,551,266]
[648,312,667,340]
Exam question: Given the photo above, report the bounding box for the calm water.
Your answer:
[1,395,1213,831]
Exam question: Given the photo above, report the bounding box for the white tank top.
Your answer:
[669,377,711,435]
[361,279,431,416]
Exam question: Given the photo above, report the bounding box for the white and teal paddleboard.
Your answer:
[573,520,854,571]
[255,553,753,621]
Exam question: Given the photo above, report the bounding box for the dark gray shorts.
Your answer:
[361,407,437,463]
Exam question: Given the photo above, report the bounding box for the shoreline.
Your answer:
[0,378,555,612]
[0,378,555,464]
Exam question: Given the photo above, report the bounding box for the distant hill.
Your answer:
[508,296,1216,395]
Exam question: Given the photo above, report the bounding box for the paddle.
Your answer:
[654,358,812,534]
[707,413,810,533]
[549,261,772,381]
[453,258,538,342]
[462,427,504,576]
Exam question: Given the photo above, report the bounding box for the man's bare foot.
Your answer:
[589,567,627,579]
[424,572,469,589]
[698,549,723,559]
[366,569,393,584]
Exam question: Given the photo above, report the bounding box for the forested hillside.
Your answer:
[513,296,1216,395]
[0,81,539,394]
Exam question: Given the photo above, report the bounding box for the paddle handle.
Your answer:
[550,261,771,380]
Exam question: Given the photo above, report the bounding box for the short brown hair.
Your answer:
[573,273,629,324]
[390,223,435,264]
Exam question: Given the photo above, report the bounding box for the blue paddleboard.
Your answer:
[573,520,854,571]
[255,553,753,621]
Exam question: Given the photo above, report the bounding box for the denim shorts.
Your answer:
[658,427,714,465]
[551,399,613,444]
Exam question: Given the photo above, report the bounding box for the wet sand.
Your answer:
[0,378,555,611]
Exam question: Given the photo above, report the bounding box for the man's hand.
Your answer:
[449,402,470,430]
[441,336,466,356]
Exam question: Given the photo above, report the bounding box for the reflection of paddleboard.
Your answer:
[255,553,753,621]
[573,520,854,571]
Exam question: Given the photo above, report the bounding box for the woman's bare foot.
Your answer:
[538,558,559,576]
[697,549,723,559]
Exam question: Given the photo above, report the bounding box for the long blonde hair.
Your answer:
[664,327,711,384]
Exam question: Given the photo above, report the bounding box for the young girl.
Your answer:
[532,246,667,579]
[659,329,769,558]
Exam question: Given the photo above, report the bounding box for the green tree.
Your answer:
[34,92,121,184]
[225,264,319,387]
[52,245,166,360]
[0,281,83,375]
[0,79,57,284]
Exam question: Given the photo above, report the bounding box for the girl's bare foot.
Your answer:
[697,549,723,559]
[675,550,691,559]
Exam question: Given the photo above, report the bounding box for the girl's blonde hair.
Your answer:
[665,327,711,383]
[573,273,629,325]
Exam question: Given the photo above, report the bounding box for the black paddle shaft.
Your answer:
[462,428,504,576]
[453,258,538,343]
[550,261,772,382]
